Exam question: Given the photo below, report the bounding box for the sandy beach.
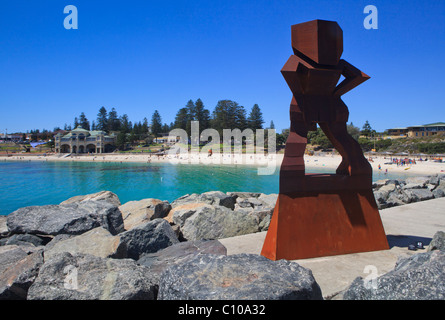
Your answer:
[1,152,444,176]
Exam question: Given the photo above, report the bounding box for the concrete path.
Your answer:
[219,197,445,299]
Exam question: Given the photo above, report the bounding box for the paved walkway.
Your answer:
[219,197,445,299]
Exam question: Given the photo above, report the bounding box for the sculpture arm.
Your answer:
[281,55,308,97]
[334,59,370,97]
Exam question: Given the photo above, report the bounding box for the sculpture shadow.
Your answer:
[338,191,367,227]
[386,234,432,249]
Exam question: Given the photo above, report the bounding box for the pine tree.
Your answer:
[194,98,210,131]
[234,105,247,130]
[185,100,196,136]
[96,106,108,132]
[211,100,246,135]
[116,131,127,150]
[151,110,162,137]
[108,108,120,132]
[247,104,264,130]
[79,112,90,130]
[142,117,149,134]
[174,107,189,130]
[73,117,79,129]
[162,123,170,133]
[120,114,131,134]
[361,121,373,137]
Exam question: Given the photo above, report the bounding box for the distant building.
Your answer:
[387,127,409,137]
[55,127,116,154]
[0,133,23,142]
[387,122,445,138]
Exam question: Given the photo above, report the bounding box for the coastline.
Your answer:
[1,152,445,176]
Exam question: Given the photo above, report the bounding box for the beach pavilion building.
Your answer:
[387,122,445,138]
[55,127,117,154]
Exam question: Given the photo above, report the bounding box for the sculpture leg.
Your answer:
[319,122,350,175]
[323,121,371,176]
[281,98,308,175]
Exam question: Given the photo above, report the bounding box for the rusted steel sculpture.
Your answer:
[261,20,389,260]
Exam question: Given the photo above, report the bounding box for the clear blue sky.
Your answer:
[1,0,444,134]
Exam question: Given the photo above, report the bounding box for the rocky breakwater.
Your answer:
[343,231,445,300]
[373,174,445,209]
[0,179,444,300]
[0,190,323,300]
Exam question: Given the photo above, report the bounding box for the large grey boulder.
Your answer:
[0,216,8,236]
[44,227,127,260]
[0,250,44,300]
[377,183,397,198]
[118,219,179,260]
[0,246,29,275]
[120,198,171,231]
[434,180,445,196]
[0,234,48,248]
[257,193,278,208]
[158,253,323,300]
[138,240,227,283]
[428,231,445,252]
[174,204,260,241]
[344,250,445,300]
[60,191,121,207]
[7,200,124,236]
[27,252,157,300]
[433,188,445,198]
[169,202,209,227]
[404,176,430,188]
[171,191,235,210]
[404,189,435,202]
[168,192,275,239]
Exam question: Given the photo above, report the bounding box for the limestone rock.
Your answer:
[7,200,124,236]
[0,234,48,248]
[60,191,121,207]
[0,246,29,275]
[27,252,157,300]
[0,216,8,236]
[434,180,445,194]
[171,191,235,210]
[344,251,445,300]
[138,240,227,283]
[226,192,262,199]
[158,253,323,300]
[118,219,179,260]
[257,193,278,208]
[404,189,434,202]
[44,227,127,260]
[178,205,260,241]
[404,176,430,188]
[170,202,210,227]
[433,188,445,198]
[428,231,445,252]
[120,198,171,231]
[0,250,44,300]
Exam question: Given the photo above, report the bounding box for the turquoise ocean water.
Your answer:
[0,160,418,216]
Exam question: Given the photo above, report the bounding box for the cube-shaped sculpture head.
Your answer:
[291,19,343,66]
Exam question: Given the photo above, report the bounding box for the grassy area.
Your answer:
[377,133,445,154]
[0,143,53,154]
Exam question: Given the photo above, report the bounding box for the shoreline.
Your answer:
[1,152,445,176]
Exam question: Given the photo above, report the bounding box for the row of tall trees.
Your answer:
[66,99,266,141]
[173,99,265,137]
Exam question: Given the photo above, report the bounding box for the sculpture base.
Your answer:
[261,174,389,261]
